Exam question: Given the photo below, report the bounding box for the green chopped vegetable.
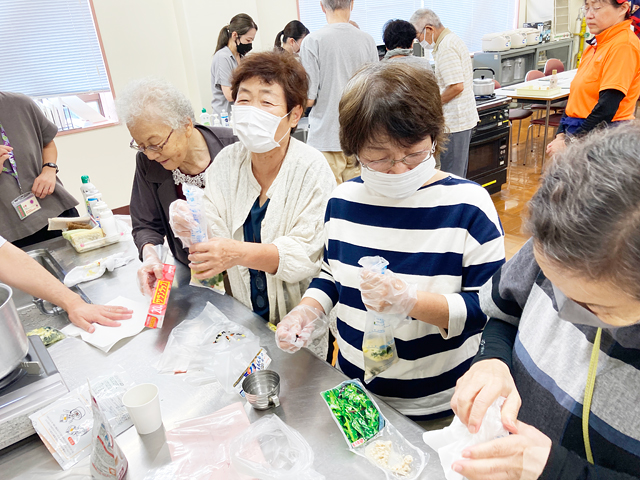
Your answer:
[322,380,384,448]
[26,326,66,347]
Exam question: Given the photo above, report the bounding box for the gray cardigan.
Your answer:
[130,125,237,265]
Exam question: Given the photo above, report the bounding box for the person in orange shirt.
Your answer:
[547,0,640,157]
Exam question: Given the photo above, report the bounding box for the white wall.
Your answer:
[55,0,298,210]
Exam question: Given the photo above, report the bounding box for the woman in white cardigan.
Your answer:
[170,51,336,347]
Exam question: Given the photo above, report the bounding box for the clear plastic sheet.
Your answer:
[229,414,325,480]
[143,403,255,480]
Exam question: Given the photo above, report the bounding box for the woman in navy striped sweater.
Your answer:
[276,61,505,426]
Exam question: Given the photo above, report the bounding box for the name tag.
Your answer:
[11,192,41,220]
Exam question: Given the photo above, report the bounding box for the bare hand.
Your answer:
[32,168,57,198]
[0,145,12,162]
[546,135,567,157]
[451,359,521,434]
[66,300,133,333]
[451,420,552,480]
[188,238,242,279]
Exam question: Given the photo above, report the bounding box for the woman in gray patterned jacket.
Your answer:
[450,122,640,480]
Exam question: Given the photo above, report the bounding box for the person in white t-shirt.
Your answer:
[411,9,479,178]
[0,235,132,332]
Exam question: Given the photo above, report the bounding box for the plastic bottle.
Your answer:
[80,175,99,216]
[212,114,222,127]
[96,205,118,237]
[220,109,229,128]
[87,194,103,221]
[200,108,211,126]
[549,69,558,89]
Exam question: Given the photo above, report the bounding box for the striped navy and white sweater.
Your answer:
[304,175,505,420]
[477,239,640,480]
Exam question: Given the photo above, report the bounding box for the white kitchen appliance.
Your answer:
[504,30,527,49]
[482,33,511,52]
[519,28,541,45]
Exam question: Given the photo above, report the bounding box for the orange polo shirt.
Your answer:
[566,19,640,121]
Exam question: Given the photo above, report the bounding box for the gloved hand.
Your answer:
[137,244,165,297]
[359,268,418,316]
[169,199,197,248]
[276,304,328,353]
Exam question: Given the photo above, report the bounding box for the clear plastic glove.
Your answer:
[276,305,328,353]
[137,244,164,297]
[359,268,418,316]
[169,199,197,248]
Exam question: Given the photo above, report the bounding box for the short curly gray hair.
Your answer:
[410,8,443,30]
[527,121,640,298]
[116,77,195,129]
[321,0,352,11]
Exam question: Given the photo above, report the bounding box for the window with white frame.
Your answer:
[298,0,519,53]
[0,0,117,132]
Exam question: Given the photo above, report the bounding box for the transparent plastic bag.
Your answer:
[183,184,224,291]
[359,256,412,383]
[155,303,268,394]
[143,402,253,480]
[322,379,427,479]
[230,414,325,480]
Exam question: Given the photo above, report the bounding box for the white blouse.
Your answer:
[203,137,337,324]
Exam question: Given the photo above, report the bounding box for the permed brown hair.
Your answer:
[339,62,445,157]
[231,50,308,120]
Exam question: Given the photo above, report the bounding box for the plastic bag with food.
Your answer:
[359,256,413,383]
[321,379,427,479]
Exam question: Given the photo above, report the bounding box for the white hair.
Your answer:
[116,77,195,129]
[321,0,352,11]
[410,8,443,30]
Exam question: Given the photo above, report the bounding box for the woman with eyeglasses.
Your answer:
[274,20,309,55]
[211,14,258,117]
[546,0,640,157]
[275,62,505,428]
[116,77,237,296]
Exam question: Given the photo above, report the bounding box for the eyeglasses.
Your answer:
[357,143,437,172]
[580,4,606,15]
[129,129,174,154]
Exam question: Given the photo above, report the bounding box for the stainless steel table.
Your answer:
[0,236,445,479]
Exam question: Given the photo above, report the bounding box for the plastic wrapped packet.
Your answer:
[183,184,225,292]
[321,379,427,479]
[26,326,65,347]
[89,384,128,479]
[145,263,176,328]
[359,256,413,384]
[143,402,254,480]
[230,414,325,480]
[29,370,134,470]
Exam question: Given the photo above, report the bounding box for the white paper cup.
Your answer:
[122,383,162,434]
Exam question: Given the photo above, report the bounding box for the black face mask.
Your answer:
[236,40,253,56]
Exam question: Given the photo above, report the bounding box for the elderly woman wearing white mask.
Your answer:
[450,122,640,480]
[276,62,505,427]
[170,51,336,356]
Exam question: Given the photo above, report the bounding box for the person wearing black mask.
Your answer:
[211,14,258,117]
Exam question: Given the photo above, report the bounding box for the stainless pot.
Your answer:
[0,284,29,379]
[473,68,496,96]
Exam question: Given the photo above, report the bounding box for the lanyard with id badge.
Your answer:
[1,123,42,220]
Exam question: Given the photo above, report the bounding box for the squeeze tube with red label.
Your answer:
[145,264,176,329]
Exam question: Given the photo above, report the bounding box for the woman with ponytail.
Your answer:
[210,14,258,116]
[274,20,309,55]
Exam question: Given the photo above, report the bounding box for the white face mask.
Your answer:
[360,153,437,199]
[232,105,291,153]
[420,28,434,50]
